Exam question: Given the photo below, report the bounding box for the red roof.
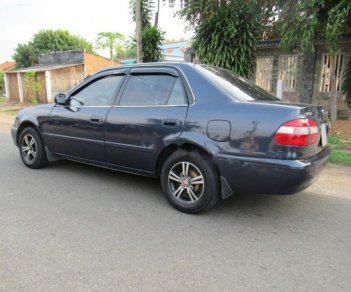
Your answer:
[0,61,16,71]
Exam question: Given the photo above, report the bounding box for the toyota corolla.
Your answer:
[11,63,331,213]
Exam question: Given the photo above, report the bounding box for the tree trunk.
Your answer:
[136,0,143,63]
[329,55,337,122]
[300,49,316,104]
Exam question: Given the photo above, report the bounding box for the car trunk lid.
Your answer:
[253,100,330,159]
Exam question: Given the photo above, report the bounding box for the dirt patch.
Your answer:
[0,102,31,134]
[0,115,14,134]
[308,163,351,198]
[330,120,351,140]
[0,102,31,112]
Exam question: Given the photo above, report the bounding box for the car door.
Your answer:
[105,67,189,174]
[42,72,125,162]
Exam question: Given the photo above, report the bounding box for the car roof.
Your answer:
[95,62,196,75]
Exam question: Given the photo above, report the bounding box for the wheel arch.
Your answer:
[155,142,214,178]
[16,121,40,146]
[155,141,234,199]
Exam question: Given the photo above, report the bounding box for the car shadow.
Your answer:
[48,159,163,198]
[47,160,351,227]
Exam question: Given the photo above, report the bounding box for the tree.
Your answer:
[154,0,161,27]
[141,26,165,62]
[24,71,42,104]
[171,0,260,77]
[256,0,280,39]
[278,0,351,52]
[96,32,124,60]
[278,0,351,121]
[13,30,94,68]
[13,43,38,69]
[116,45,136,59]
[0,70,4,96]
[130,0,155,28]
[136,0,143,62]
[130,0,165,62]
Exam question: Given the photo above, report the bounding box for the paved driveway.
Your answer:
[0,131,350,291]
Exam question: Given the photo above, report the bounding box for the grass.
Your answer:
[328,134,351,166]
[0,109,17,115]
[0,96,7,104]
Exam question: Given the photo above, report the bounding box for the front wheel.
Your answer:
[160,150,219,214]
[19,127,48,169]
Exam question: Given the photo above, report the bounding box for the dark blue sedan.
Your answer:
[11,63,331,213]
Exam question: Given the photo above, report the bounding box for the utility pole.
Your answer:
[136,0,143,63]
[154,0,160,28]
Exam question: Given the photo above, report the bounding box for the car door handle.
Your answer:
[90,116,103,124]
[162,119,180,127]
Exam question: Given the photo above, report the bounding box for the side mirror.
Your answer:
[54,93,67,105]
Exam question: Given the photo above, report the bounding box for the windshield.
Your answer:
[195,64,279,102]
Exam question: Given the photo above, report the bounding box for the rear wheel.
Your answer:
[19,127,48,169]
[160,150,219,214]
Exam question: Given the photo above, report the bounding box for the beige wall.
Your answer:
[50,65,85,97]
[84,53,119,76]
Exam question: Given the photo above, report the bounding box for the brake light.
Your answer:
[275,119,319,146]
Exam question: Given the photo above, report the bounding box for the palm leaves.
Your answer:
[130,0,165,62]
[193,1,259,78]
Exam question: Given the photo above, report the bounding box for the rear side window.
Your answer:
[167,79,186,105]
[119,74,187,106]
[195,64,279,101]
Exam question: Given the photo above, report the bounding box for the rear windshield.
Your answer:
[195,64,279,101]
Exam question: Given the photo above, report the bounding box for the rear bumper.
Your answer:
[215,146,331,195]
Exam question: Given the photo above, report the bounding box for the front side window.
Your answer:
[70,75,123,106]
[119,74,187,106]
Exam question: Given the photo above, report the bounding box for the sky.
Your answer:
[0,0,193,63]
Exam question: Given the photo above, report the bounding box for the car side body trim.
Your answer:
[112,104,188,108]
[104,141,155,152]
[42,133,104,145]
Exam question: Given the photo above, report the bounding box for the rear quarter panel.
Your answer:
[179,64,303,160]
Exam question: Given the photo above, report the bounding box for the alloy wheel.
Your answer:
[21,134,37,163]
[168,161,205,204]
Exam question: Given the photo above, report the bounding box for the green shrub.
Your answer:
[31,98,39,105]
[328,134,351,166]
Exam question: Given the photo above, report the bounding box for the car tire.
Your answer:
[160,150,219,214]
[19,127,48,169]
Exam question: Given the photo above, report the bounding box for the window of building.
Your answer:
[255,57,273,91]
[319,54,344,92]
[278,55,298,92]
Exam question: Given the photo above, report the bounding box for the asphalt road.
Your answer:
[0,131,350,291]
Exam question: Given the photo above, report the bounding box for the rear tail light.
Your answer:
[275,119,319,146]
